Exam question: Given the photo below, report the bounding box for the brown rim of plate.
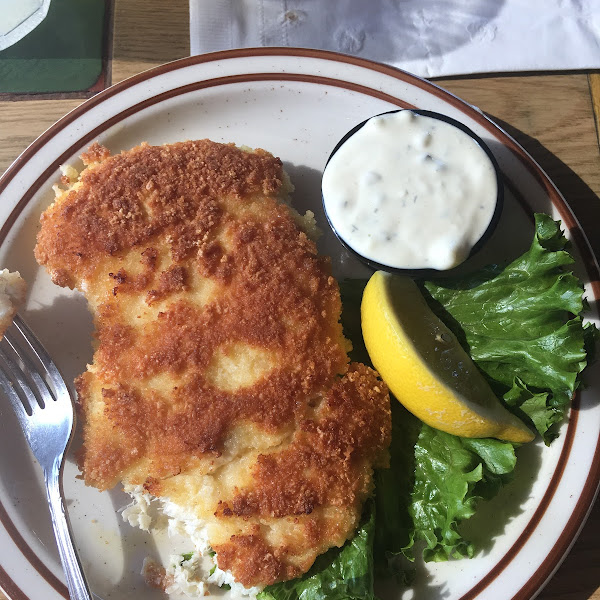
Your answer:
[0,48,598,600]
[0,565,29,600]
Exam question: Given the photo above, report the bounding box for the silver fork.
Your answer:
[0,314,92,600]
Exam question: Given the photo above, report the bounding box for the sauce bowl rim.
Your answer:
[321,108,505,278]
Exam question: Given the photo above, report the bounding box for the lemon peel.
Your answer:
[361,271,534,443]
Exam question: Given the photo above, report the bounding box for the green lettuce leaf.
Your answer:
[258,500,377,600]
[502,378,550,437]
[373,402,420,581]
[405,214,594,560]
[423,213,590,442]
[260,214,597,596]
[407,427,516,562]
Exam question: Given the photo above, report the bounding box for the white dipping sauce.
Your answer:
[322,110,499,270]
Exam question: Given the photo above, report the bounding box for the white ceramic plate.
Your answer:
[0,49,598,600]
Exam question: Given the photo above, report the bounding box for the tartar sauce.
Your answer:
[322,110,500,271]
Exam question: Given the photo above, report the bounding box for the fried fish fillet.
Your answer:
[35,140,391,590]
[0,269,26,338]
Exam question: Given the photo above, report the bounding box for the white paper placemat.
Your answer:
[190,0,600,77]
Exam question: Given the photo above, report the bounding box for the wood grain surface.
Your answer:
[0,1,598,599]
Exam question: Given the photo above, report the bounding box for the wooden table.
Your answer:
[0,1,598,599]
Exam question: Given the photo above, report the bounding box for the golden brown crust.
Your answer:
[35,140,391,588]
[213,364,390,520]
[210,363,390,587]
[214,532,301,588]
[35,140,284,286]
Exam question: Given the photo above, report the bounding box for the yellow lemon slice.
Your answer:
[361,271,535,443]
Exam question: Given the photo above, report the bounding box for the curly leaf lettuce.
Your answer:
[423,213,590,442]
[402,214,595,561]
[260,215,597,597]
[373,401,420,581]
[258,501,377,600]
[407,428,516,561]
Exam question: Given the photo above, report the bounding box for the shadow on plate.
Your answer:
[489,121,600,412]
[86,488,164,600]
[0,394,58,558]
[282,162,325,227]
[0,290,96,580]
[490,117,600,268]
[23,290,93,387]
[0,293,95,591]
[375,563,450,600]
[283,162,373,280]
[460,440,543,555]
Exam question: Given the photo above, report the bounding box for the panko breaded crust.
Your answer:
[35,140,391,588]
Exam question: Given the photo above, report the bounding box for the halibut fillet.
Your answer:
[35,140,391,589]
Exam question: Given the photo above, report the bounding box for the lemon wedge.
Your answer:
[361,271,535,443]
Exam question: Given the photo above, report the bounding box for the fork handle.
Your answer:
[45,458,93,600]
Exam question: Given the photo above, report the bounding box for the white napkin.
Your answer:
[189,0,600,77]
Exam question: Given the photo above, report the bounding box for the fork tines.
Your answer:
[0,314,73,445]
[0,317,55,415]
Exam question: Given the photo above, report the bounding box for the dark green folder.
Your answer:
[0,0,108,94]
